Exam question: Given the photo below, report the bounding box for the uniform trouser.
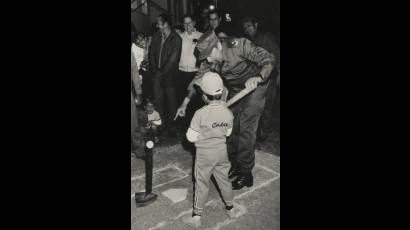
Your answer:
[227,82,269,174]
[258,72,279,136]
[152,77,177,131]
[131,91,141,152]
[194,146,233,215]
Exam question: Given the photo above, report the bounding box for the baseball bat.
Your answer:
[173,87,253,120]
[226,87,253,107]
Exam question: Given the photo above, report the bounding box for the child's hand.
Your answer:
[135,94,142,106]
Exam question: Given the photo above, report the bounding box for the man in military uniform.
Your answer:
[242,16,281,142]
[176,24,276,190]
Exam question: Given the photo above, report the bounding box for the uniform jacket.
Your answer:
[194,30,219,62]
[189,38,275,96]
[148,30,182,88]
[252,32,280,70]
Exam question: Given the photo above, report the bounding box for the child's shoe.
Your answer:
[182,214,201,228]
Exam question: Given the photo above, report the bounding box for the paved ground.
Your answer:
[131,132,280,230]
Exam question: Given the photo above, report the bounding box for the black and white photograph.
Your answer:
[3,1,406,230]
[131,0,280,229]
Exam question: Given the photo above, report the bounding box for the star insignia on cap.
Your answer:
[231,40,239,47]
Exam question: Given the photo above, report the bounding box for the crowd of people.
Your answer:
[131,8,280,227]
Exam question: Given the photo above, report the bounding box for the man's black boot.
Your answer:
[232,173,253,190]
[228,167,239,179]
[135,192,158,207]
[134,192,146,200]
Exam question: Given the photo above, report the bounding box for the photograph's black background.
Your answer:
[1,0,408,229]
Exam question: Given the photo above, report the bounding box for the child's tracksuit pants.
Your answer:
[194,145,233,215]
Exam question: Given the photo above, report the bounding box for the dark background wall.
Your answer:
[131,0,172,34]
[218,0,280,43]
[131,10,151,34]
[132,0,280,42]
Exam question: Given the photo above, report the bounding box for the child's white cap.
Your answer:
[195,72,224,96]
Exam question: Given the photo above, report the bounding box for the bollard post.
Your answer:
[134,140,157,207]
[144,140,154,195]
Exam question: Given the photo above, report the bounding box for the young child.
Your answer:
[133,33,151,71]
[142,99,162,144]
[182,72,240,228]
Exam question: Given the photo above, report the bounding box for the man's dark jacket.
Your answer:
[148,30,182,88]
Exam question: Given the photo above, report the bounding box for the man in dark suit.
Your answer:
[148,13,182,136]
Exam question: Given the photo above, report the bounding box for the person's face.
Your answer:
[201,9,209,18]
[217,32,229,47]
[135,35,146,48]
[243,21,257,38]
[146,103,155,114]
[157,16,167,33]
[209,13,221,30]
[183,17,195,33]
